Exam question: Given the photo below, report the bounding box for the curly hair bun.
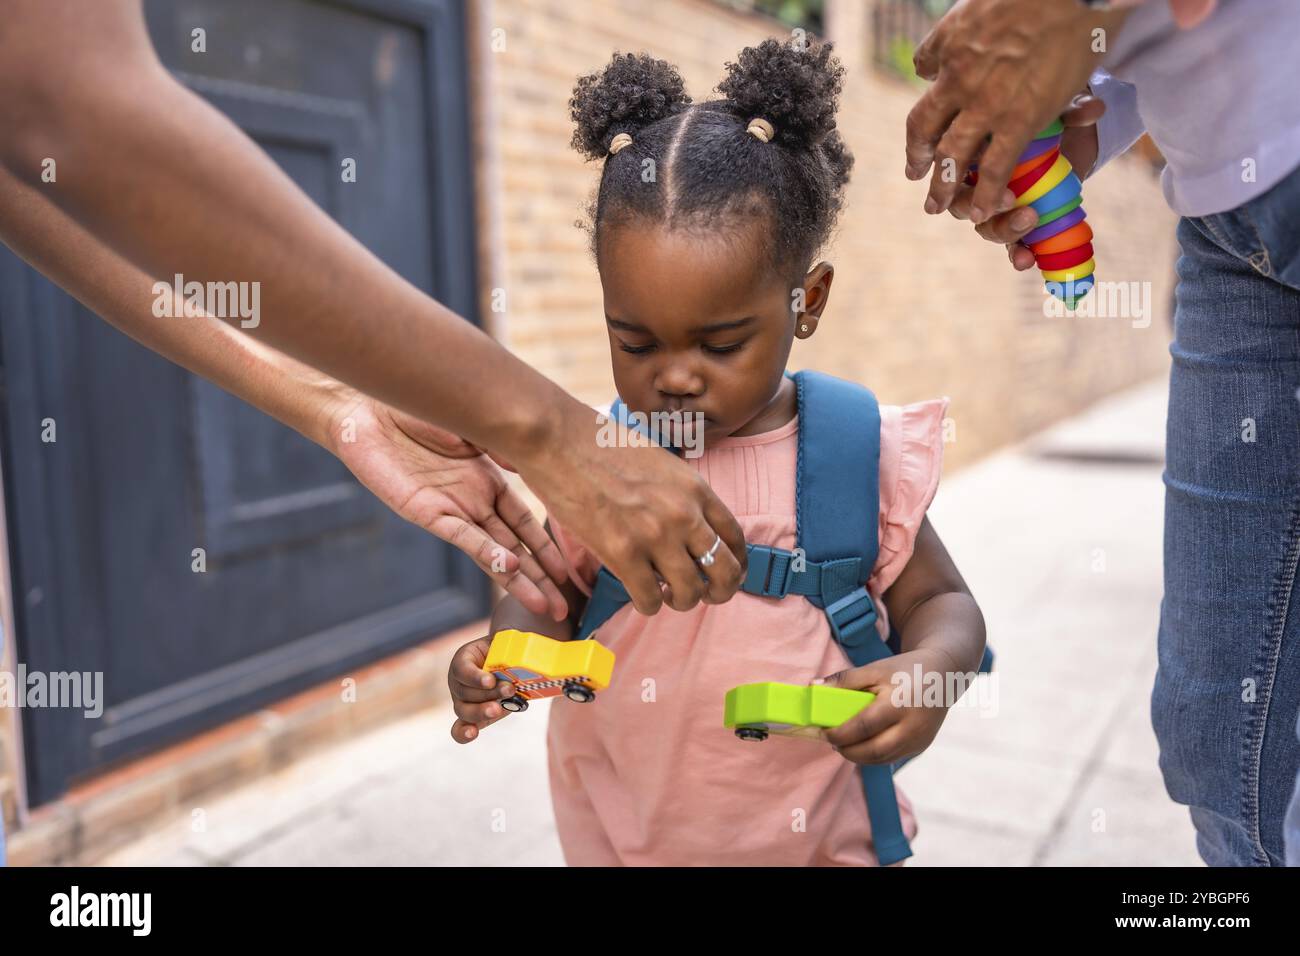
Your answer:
[716,37,845,150]
[569,52,692,160]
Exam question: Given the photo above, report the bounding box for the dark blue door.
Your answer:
[0,0,486,804]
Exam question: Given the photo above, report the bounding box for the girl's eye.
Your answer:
[618,341,656,355]
[703,342,744,355]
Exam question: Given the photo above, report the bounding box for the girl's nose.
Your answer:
[654,364,705,402]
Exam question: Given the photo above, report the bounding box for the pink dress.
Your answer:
[545,398,949,866]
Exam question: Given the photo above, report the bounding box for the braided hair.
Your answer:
[569,38,854,283]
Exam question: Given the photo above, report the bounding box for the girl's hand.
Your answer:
[818,648,957,765]
[447,635,517,744]
[324,391,571,621]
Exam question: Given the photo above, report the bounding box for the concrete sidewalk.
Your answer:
[100,378,1200,866]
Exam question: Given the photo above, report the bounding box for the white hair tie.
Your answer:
[747,118,775,143]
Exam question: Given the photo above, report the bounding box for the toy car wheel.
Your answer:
[563,682,595,704]
[735,727,768,742]
[500,695,529,713]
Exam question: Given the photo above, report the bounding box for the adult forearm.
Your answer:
[0,2,750,617]
[0,166,350,450]
[0,0,577,463]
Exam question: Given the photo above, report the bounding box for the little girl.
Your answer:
[448,39,986,866]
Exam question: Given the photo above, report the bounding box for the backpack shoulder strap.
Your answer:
[580,377,886,649]
[789,370,884,649]
[791,371,912,866]
[576,376,913,864]
[793,369,880,589]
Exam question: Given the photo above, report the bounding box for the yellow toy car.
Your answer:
[484,629,616,713]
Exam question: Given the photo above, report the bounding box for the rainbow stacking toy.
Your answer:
[969,118,1095,308]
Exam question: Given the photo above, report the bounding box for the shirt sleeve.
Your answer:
[1098,0,1218,30]
[1088,68,1147,177]
[870,398,950,596]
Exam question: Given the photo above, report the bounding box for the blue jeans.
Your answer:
[1156,165,1300,866]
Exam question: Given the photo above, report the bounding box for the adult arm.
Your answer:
[0,0,746,614]
[0,164,572,619]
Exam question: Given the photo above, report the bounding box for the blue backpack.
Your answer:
[573,369,992,865]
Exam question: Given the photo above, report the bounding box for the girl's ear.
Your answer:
[794,262,834,339]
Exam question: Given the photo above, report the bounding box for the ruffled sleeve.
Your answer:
[869,398,950,595]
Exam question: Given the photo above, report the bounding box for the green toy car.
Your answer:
[723,682,876,742]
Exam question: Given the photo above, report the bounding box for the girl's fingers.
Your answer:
[451,678,512,704]
[452,695,511,725]
[824,694,902,751]
[451,718,479,744]
[448,639,514,703]
[834,721,911,767]
[450,710,511,744]
[449,642,493,687]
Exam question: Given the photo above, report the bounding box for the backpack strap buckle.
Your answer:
[743,544,796,598]
[825,585,880,654]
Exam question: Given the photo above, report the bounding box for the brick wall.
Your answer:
[469,0,1177,469]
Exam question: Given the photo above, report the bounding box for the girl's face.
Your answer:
[597,218,834,446]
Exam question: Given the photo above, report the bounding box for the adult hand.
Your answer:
[905,0,1128,223]
[513,406,747,617]
[325,391,571,621]
[948,94,1103,271]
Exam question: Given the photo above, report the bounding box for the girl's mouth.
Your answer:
[648,410,709,446]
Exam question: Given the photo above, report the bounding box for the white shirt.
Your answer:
[1091,0,1300,216]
